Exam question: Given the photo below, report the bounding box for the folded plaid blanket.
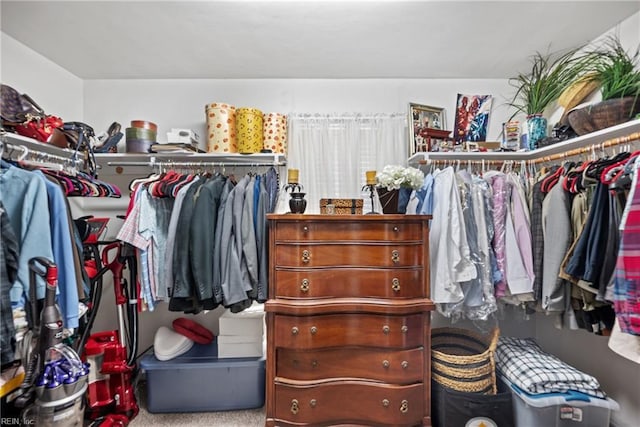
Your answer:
[496,337,606,398]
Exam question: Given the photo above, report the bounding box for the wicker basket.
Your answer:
[567,97,640,136]
[431,327,500,395]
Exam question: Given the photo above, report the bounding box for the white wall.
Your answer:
[83,78,512,151]
[0,33,83,121]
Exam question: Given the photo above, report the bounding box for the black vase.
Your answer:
[377,187,411,214]
[377,188,401,214]
[289,192,307,214]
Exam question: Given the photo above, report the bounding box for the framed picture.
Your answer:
[453,94,493,145]
[408,103,446,154]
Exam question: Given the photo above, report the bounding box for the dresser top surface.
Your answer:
[267,214,431,222]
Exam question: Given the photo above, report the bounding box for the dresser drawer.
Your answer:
[274,220,424,242]
[274,268,425,299]
[274,381,424,426]
[274,243,423,268]
[274,313,424,349]
[277,347,424,383]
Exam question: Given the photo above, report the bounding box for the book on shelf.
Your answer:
[150,143,204,153]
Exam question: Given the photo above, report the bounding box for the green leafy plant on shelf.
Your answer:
[591,35,640,102]
[565,36,640,135]
[508,47,602,117]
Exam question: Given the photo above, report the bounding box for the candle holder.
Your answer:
[362,170,380,215]
[361,184,380,215]
[284,182,304,193]
[284,168,306,213]
[289,192,307,214]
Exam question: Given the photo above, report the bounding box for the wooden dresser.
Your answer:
[265,214,433,427]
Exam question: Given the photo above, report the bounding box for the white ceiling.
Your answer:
[1,0,639,80]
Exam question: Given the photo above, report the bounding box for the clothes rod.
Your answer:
[2,140,83,167]
[417,131,640,165]
[106,160,283,167]
[531,131,640,164]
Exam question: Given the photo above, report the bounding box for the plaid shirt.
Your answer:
[530,180,545,301]
[496,336,606,398]
[614,157,640,335]
[1,203,19,365]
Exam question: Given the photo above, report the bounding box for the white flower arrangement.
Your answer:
[376,165,424,190]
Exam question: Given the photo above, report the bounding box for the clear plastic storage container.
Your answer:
[501,377,619,427]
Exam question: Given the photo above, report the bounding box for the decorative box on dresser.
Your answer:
[265,214,434,427]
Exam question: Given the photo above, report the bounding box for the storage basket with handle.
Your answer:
[431,327,500,395]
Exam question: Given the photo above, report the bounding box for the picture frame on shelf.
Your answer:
[453,93,493,146]
[408,103,446,155]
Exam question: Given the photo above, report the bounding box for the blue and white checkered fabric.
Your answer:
[495,336,606,398]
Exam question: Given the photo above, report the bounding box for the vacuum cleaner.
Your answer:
[73,217,139,426]
[15,257,88,427]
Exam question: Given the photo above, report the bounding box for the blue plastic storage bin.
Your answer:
[501,377,619,427]
[139,342,265,413]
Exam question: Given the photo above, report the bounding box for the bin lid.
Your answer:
[140,341,264,371]
[501,376,619,410]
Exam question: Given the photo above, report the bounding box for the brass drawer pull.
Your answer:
[401,325,408,333]
[310,326,318,335]
[300,278,310,292]
[382,399,390,408]
[309,399,317,408]
[291,399,299,414]
[311,359,318,368]
[382,325,390,334]
[302,250,310,263]
[391,278,400,292]
[291,326,299,335]
[302,225,309,233]
[391,250,399,263]
[401,361,409,369]
[382,360,390,369]
[393,226,399,232]
[400,399,409,413]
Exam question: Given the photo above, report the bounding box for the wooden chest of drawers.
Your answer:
[265,214,433,426]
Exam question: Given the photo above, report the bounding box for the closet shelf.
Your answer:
[0,131,80,158]
[408,118,640,164]
[97,152,286,167]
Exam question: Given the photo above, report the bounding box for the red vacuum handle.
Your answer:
[101,243,126,305]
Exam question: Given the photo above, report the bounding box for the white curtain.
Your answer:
[278,113,408,214]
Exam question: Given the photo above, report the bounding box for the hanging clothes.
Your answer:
[0,143,120,342]
[0,163,54,306]
[613,157,640,336]
[190,173,226,310]
[541,173,572,312]
[429,167,476,307]
[1,202,19,365]
[119,166,278,314]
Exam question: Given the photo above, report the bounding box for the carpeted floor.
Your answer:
[129,406,265,426]
[129,380,265,426]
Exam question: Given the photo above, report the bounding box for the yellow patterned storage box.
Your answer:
[236,107,264,154]
[263,113,287,154]
[205,103,237,153]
